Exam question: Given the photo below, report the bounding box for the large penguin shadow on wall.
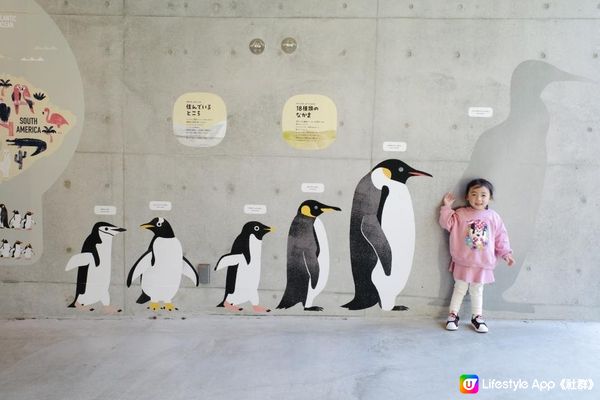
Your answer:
[433,60,588,313]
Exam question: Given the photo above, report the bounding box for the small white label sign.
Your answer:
[301,183,325,193]
[149,201,172,211]
[468,107,494,118]
[244,204,267,214]
[383,141,407,152]
[94,205,117,215]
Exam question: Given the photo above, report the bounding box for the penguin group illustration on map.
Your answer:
[58,60,587,314]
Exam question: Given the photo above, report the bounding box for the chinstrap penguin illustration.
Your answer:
[214,221,273,313]
[277,200,341,311]
[22,211,34,230]
[65,222,126,314]
[127,217,199,311]
[342,159,431,311]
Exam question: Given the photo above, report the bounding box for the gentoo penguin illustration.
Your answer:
[23,244,34,260]
[10,240,23,258]
[65,222,126,313]
[8,210,21,229]
[442,60,586,312]
[0,239,10,257]
[21,211,34,230]
[277,200,341,311]
[127,217,199,311]
[214,221,273,313]
[0,204,8,228]
[342,159,432,311]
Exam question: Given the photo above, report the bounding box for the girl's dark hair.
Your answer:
[465,178,494,199]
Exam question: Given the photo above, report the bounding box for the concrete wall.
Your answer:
[1,0,599,319]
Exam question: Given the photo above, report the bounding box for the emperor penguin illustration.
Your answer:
[0,204,8,228]
[214,221,273,313]
[439,60,587,312]
[9,210,21,229]
[127,217,199,311]
[65,222,126,314]
[342,159,432,311]
[277,200,341,311]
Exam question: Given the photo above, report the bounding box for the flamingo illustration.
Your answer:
[43,107,68,128]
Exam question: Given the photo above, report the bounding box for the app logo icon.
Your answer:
[460,374,479,394]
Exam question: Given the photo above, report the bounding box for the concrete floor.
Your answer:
[0,316,598,400]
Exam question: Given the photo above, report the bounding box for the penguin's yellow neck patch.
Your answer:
[382,168,392,179]
[301,205,315,218]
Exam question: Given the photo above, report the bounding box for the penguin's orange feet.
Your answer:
[163,303,178,311]
[252,305,271,313]
[148,302,160,311]
[223,301,243,312]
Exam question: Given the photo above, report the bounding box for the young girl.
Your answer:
[439,178,514,333]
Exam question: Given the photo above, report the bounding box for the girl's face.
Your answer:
[466,185,491,210]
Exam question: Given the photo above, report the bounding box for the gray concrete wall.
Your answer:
[1,0,599,320]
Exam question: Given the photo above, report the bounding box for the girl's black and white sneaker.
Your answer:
[471,315,489,333]
[446,313,459,331]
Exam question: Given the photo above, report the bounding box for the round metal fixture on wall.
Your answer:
[281,37,297,54]
[249,38,265,54]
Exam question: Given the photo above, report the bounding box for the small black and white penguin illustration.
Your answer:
[10,240,22,258]
[0,204,8,228]
[214,221,273,313]
[8,210,21,229]
[0,239,10,257]
[443,60,587,312]
[23,244,34,260]
[127,217,199,311]
[21,211,34,230]
[65,222,126,314]
[277,200,341,311]
[342,159,432,311]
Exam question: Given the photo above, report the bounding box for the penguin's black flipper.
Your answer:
[360,215,392,276]
[216,265,239,307]
[127,250,152,286]
[182,257,199,286]
[136,291,150,304]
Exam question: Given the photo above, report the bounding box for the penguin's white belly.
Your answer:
[79,242,113,305]
[228,237,262,305]
[306,218,329,308]
[0,245,10,257]
[371,184,415,310]
[142,238,183,302]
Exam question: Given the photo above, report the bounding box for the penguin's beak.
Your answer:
[140,223,154,230]
[322,206,342,213]
[409,169,433,178]
[266,226,275,233]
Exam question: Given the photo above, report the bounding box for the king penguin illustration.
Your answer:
[127,217,199,311]
[342,159,432,311]
[214,221,273,313]
[438,60,587,312]
[0,204,8,228]
[65,222,126,314]
[277,200,341,311]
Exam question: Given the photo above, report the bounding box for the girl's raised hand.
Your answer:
[442,192,456,207]
[504,254,515,267]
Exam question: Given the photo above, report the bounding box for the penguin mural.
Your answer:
[0,239,11,257]
[438,60,587,312]
[214,221,273,313]
[277,200,341,311]
[0,204,8,228]
[10,240,23,259]
[127,217,199,311]
[8,210,21,229]
[23,244,34,260]
[21,211,34,230]
[342,159,432,311]
[65,222,126,314]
